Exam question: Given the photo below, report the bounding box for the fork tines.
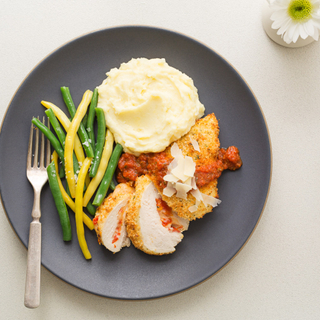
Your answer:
[28,117,51,169]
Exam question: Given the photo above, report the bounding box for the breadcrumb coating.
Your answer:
[126,175,184,255]
[151,113,220,220]
[94,183,134,246]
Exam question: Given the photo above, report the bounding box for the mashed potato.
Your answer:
[97,58,205,155]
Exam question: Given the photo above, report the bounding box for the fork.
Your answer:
[24,117,51,309]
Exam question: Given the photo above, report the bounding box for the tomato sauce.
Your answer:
[112,207,126,246]
[112,219,122,245]
[117,146,242,189]
[117,152,171,188]
[155,198,183,232]
[195,146,242,187]
[93,216,99,225]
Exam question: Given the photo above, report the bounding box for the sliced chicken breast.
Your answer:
[126,175,189,255]
[93,183,134,253]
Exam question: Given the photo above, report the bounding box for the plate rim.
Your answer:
[0,24,272,300]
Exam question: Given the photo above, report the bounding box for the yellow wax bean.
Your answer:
[83,130,114,207]
[64,90,93,198]
[41,101,85,164]
[52,151,94,230]
[75,157,92,260]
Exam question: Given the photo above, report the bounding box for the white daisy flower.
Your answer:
[267,0,320,44]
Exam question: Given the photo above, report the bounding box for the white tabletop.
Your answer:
[1,1,320,319]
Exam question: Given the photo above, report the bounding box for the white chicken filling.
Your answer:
[139,182,186,254]
[100,198,131,253]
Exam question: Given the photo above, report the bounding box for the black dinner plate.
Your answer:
[0,26,271,300]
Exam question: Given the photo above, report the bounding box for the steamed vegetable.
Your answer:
[41,101,85,164]
[52,151,94,230]
[32,117,65,177]
[39,87,123,259]
[93,143,123,206]
[89,108,106,178]
[83,130,114,207]
[75,157,92,259]
[45,108,80,175]
[61,86,94,158]
[64,90,93,198]
[47,161,72,241]
[86,88,98,152]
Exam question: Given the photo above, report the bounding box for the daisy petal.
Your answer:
[304,19,315,37]
[270,0,320,44]
[283,31,292,43]
[270,9,288,21]
[293,26,301,42]
[277,19,292,36]
[273,0,290,8]
[312,20,320,29]
[283,22,295,43]
[288,22,298,41]
[299,24,308,39]
[272,16,290,29]
[311,12,320,19]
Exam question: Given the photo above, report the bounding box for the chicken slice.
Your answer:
[126,175,189,255]
[94,183,134,253]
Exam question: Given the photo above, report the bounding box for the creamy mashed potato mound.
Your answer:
[97,58,205,155]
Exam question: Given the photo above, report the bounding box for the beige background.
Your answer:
[1,0,320,319]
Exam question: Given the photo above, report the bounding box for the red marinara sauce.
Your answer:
[155,198,183,232]
[117,146,242,189]
[156,198,173,228]
[195,146,242,188]
[117,152,171,188]
[93,216,99,225]
[112,218,122,245]
[111,207,126,246]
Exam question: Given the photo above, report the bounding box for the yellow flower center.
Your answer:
[288,0,313,21]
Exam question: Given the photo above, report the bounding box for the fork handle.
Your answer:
[24,221,41,308]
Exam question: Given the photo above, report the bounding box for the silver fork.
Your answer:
[24,117,51,309]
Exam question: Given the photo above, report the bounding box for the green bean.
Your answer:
[59,166,64,178]
[45,108,80,175]
[60,86,94,158]
[110,180,116,191]
[45,108,65,147]
[89,108,105,178]
[32,117,65,177]
[71,156,80,178]
[86,201,96,216]
[86,88,98,153]
[47,161,72,241]
[93,143,123,206]
[82,114,88,128]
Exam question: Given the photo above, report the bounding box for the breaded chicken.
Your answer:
[151,113,220,220]
[126,175,189,255]
[116,113,242,221]
[164,113,220,164]
[94,183,134,253]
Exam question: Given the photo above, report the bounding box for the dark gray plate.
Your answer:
[0,26,271,300]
